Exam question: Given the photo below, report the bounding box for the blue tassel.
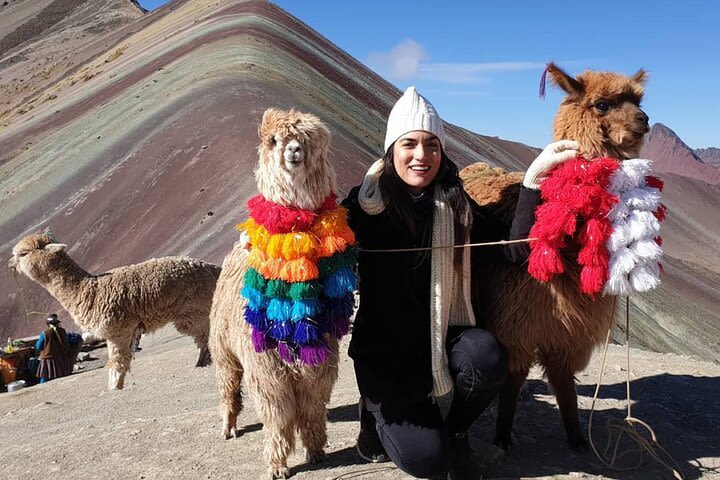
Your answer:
[292,318,321,345]
[241,285,268,310]
[326,292,355,319]
[323,268,357,298]
[243,306,269,331]
[291,298,322,322]
[268,320,293,341]
[267,298,292,322]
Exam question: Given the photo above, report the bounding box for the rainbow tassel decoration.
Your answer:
[528,157,665,297]
[238,194,357,366]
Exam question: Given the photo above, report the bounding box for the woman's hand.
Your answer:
[522,140,579,189]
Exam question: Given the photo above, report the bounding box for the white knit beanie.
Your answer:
[384,86,446,153]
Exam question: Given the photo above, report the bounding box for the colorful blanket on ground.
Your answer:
[528,157,666,297]
[237,193,357,366]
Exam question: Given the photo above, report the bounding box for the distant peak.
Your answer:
[649,122,677,137]
[129,0,148,13]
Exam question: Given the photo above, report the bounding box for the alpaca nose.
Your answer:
[8,256,16,270]
[287,144,300,153]
[636,110,649,125]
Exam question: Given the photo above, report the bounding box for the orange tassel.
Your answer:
[260,257,285,280]
[317,235,348,258]
[280,258,319,282]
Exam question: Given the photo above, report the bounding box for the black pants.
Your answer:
[364,328,507,478]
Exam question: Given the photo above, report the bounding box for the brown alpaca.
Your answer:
[209,108,341,479]
[462,63,649,450]
[9,234,220,389]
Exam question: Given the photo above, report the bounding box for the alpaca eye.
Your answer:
[269,136,276,146]
[595,101,610,113]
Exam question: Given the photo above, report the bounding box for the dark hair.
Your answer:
[378,146,472,267]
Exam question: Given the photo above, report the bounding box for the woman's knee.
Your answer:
[374,413,450,478]
[386,439,448,478]
[451,329,508,386]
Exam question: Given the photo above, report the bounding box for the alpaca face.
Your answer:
[256,108,336,210]
[9,234,67,282]
[548,63,649,160]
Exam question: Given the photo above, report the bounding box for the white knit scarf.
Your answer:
[358,159,476,397]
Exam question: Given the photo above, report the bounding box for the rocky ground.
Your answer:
[1,326,718,480]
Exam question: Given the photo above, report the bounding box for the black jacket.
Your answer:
[342,185,540,404]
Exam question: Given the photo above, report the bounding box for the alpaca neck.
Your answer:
[41,257,96,324]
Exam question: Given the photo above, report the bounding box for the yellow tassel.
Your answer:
[266,233,286,259]
[282,232,317,260]
[248,248,267,270]
[245,221,271,251]
[235,218,254,233]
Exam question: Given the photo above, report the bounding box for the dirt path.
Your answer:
[1,327,718,479]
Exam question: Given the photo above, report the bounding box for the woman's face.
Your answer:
[392,131,442,195]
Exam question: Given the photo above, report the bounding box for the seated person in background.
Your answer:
[35,314,73,383]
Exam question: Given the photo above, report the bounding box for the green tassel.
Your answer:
[288,280,323,300]
[265,279,289,298]
[244,268,266,290]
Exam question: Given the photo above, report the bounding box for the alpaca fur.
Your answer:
[209,108,339,479]
[462,63,650,450]
[9,234,220,390]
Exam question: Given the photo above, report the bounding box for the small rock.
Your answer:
[613,364,625,372]
[77,352,91,362]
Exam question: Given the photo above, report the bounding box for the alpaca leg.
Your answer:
[195,344,212,367]
[173,316,211,367]
[214,350,244,439]
[494,365,530,451]
[106,335,133,390]
[295,378,333,464]
[254,384,296,479]
[543,355,588,450]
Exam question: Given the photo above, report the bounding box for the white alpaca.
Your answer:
[210,108,352,479]
[9,234,221,390]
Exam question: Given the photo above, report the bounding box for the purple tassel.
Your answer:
[251,327,276,353]
[539,64,549,99]
[299,341,330,366]
[277,342,295,364]
[328,314,351,339]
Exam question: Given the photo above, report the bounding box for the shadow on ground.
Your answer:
[481,373,720,479]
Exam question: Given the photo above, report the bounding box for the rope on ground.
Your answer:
[330,464,398,479]
[588,295,685,480]
[359,237,535,253]
[12,269,47,328]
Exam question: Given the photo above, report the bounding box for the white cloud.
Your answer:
[365,39,428,80]
[365,39,544,84]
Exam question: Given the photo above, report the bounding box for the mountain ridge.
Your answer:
[0,0,718,365]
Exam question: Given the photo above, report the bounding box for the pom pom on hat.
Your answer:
[384,86,445,152]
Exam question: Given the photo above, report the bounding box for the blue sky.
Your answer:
[137,1,719,149]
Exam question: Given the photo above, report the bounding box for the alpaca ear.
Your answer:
[547,62,583,98]
[259,108,276,140]
[44,243,67,253]
[631,69,648,85]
